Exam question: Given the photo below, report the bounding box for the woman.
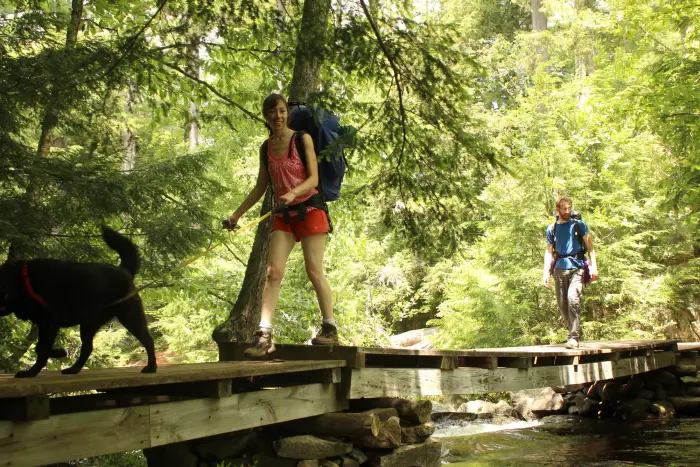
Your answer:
[227,93,337,357]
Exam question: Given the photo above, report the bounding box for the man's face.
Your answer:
[557,202,572,221]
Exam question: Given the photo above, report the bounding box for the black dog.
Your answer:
[0,227,157,378]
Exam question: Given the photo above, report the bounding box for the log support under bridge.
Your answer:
[0,339,695,466]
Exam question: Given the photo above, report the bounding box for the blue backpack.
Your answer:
[287,105,349,202]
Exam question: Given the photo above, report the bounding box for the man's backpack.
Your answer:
[551,211,588,259]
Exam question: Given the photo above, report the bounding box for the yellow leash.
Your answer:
[109,211,273,306]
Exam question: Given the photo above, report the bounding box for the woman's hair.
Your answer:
[556,196,572,209]
[262,93,288,117]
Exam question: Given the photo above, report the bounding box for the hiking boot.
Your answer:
[565,338,579,349]
[244,329,276,357]
[311,323,339,346]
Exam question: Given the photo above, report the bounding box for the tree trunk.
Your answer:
[213,0,332,346]
[37,0,83,158]
[350,398,432,424]
[276,412,380,437]
[288,0,332,102]
[531,0,548,63]
[8,0,84,262]
[212,191,274,343]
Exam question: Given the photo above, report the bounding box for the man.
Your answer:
[543,197,598,349]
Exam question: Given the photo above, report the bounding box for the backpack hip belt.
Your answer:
[279,193,326,224]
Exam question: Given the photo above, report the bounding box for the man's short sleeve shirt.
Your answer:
[546,219,589,270]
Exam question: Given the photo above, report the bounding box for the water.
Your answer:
[434,416,700,466]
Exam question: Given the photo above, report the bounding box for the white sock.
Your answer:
[322,317,336,326]
[259,321,272,331]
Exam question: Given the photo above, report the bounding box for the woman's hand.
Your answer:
[224,213,240,231]
[279,191,296,206]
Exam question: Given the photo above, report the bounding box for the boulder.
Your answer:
[367,439,441,467]
[400,422,436,444]
[274,436,352,460]
[667,397,700,416]
[650,401,676,418]
[458,400,497,419]
[574,392,600,417]
[346,448,368,465]
[532,388,566,415]
[339,455,361,467]
[511,394,535,420]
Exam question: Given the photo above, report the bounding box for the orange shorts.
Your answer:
[272,208,329,242]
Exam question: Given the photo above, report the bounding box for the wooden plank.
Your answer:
[0,360,345,399]
[103,378,233,399]
[0,405,150,467]
[150,383,346,446]
[350,351,676,398]
[678,343,700,352]
[219,340,679,360]
[219,342,362,363]
[49,393,183,415]
[0,395,50,421]
[246,367,343,388]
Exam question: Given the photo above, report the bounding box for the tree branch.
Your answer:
[358,0,408,170]
[154,56,264,123]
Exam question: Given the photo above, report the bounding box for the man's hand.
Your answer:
[279,191,296,206]
[543,271,551,288]
[589,264,598,282]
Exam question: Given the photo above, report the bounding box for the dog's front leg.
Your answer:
[15,323,60,378]
[61,323,99,374]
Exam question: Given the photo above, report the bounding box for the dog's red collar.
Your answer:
[22,264,48,307]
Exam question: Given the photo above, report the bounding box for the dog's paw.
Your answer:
[61,366,82,375]
[141,364,157,374]
[14,369,39,378]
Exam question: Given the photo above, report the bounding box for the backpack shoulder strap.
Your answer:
[574,219,587,253]
[294,131,308,170]
[260,139,269,173]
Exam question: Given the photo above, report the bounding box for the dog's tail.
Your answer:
[101,226,141,276]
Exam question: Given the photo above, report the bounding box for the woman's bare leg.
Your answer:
[301,233,333,320]
[260,230,297,326]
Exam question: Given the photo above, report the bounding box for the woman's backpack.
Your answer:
[287,105,352,202]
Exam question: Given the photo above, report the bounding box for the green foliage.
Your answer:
[0,0,698,389]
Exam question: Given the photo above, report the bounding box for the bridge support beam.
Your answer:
[350,351,676,398]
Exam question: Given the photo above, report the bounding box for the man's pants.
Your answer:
[553,268,584,340]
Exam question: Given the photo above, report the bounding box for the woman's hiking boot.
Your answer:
[311,323,339,346]
[244,329,276,357]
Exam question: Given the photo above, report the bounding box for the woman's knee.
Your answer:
[267,263,285,282]
[305,265,326,285]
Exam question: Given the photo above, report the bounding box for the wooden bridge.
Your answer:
[0,339,697,466]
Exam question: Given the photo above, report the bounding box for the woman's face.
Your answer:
[266,100,288,131]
